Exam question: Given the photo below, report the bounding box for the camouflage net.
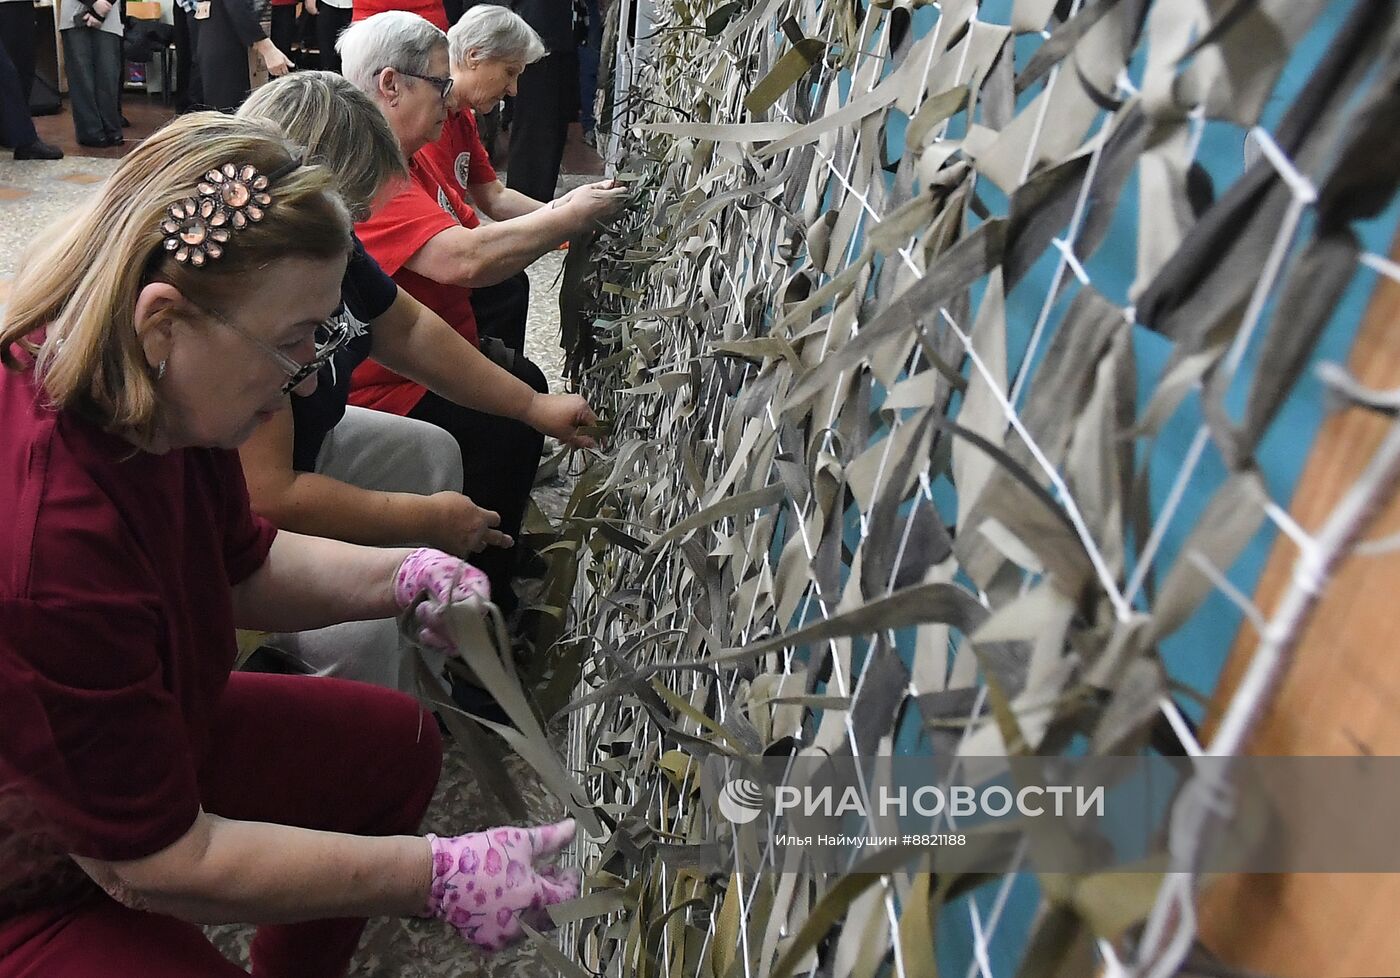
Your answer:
[512,2,1400,976]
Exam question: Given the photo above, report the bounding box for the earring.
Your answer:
[156,359,167,380]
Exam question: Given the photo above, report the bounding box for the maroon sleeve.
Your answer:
[213,449,277,586]
[0,598,201,861]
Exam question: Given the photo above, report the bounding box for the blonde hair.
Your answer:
[238,71,407,221]
[0,112,352,444]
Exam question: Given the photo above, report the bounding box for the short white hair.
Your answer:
[448,4,546,67]
[337,11,448,97]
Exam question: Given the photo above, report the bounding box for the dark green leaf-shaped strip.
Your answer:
[700,581,990,669]
[521,921,603,978]
[704,0,742,36]
[1217,229,1359,466]
[769,874,884,978]
[1147,470,1266,641]
[782,219,1007,419]
[744,38,827,115]
[1016,0,1124,94]
[440,605,606,836]
[643,483,788,554]
[709,337,804,372]
[546,888,633,925]
[412,652,527,820]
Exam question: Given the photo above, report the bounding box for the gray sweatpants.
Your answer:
[265,407,463,694]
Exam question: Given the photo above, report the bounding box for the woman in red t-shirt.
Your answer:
[0,113,577,976]
[336,10,625,612]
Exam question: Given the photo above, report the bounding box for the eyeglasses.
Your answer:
[207,305,356,395]
[379,67,454,103]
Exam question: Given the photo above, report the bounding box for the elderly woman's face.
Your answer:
[391,46,453,153]
[155,254,346,450]
[451,51,527,113]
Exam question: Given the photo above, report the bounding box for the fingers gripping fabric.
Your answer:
[424,819,581,952]
[394,547,492,651]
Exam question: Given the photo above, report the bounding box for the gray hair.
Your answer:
[448,4,546,67]
[237,71,408,222]
[337,11,448,97]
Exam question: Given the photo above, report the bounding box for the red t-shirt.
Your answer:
[0,362,276,873]
[351,109,497,416]
[351,0,448,32]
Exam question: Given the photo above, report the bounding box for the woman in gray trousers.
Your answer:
[59,0,122,145]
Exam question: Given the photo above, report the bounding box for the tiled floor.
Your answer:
[0,154,124,300]
[1,116,598,977]
[31,96,177,161]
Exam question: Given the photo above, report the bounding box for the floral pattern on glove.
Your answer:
[393,547,491,652]
[424,818,580,952]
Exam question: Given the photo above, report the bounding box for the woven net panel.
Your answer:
[526,2,1400,976]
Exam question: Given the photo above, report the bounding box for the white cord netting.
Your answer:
[528,2,1400,976]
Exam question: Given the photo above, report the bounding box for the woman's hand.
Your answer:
[393,547,492,651]
[303,0,318,14]
[556,179,628,230]
[424,819,580,952]
[256,39,294,76]
[522,392,599,449]
[425,491,512,555]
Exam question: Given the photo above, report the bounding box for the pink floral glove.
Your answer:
[393,548,492,651]
[424,818,581,952]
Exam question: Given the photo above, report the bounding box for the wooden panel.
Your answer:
[125,1,163,18]
[1199,229,1400,977]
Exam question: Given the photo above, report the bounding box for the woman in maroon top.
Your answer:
[0,113,577,977]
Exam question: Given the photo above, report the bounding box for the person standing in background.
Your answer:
[172,0,200,109]
[0,38,62,158]
[0,0,38,105]
[491,0,576,201]
[193,0,292,110]
[60,0,123,146]
[576,0,598,143]
[304,0,352,72]
[269,0,299,67]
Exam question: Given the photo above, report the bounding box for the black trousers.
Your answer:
[407,355,548,615]
[0,2,36,103]
[315,4,351,73]
[0,36,37,150]
[506,49,578,202]
[470,271,530,352]
[173,4,198,109]
[269,4,297,59]
[191,21,246,110]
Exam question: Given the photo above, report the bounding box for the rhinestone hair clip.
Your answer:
[159,156,302,267]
